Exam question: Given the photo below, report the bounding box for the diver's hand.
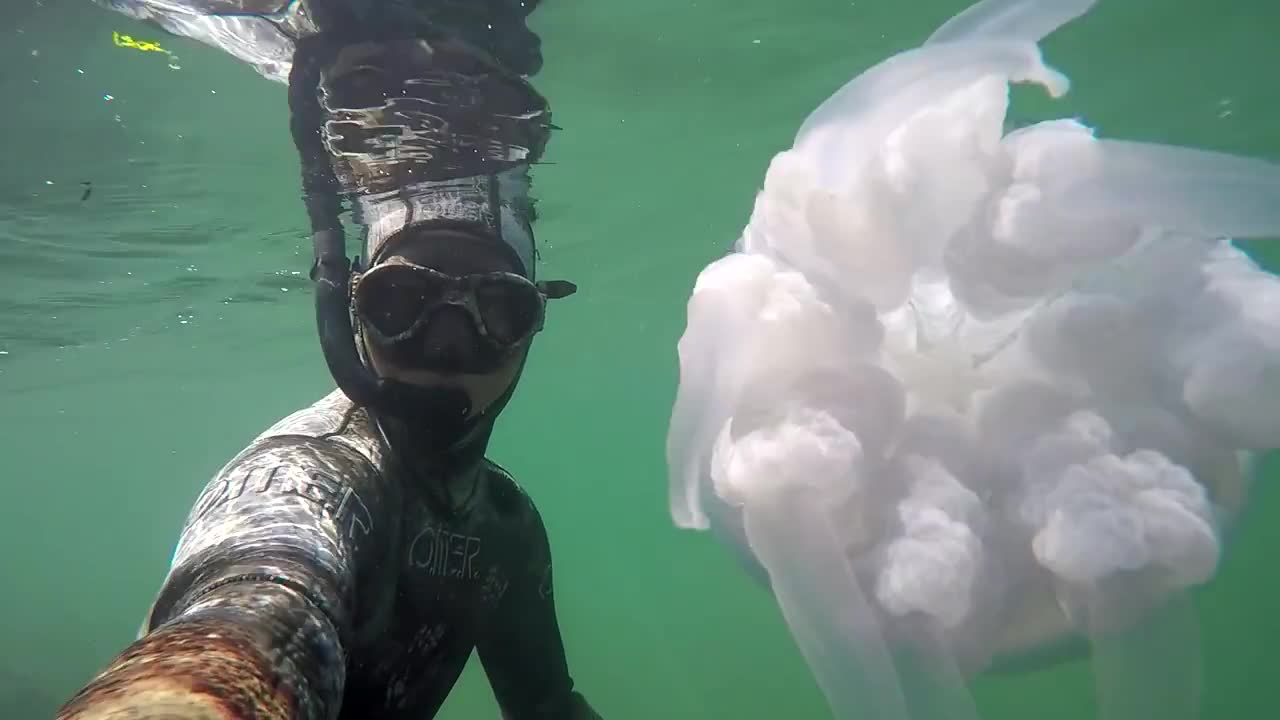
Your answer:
[56,613,294,720]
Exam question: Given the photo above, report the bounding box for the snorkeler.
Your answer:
[60,2,600,719]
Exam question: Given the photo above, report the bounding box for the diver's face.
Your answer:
[359,232,530,419]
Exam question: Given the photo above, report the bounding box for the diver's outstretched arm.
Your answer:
[56,580,342,720]
[57,432,397,720]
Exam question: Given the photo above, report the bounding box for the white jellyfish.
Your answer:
[666,0,1280,718]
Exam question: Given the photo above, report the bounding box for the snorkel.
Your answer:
[310,227,460,422]
[288,35,457,426]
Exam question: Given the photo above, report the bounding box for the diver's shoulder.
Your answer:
[257,389,356,437]
[237,389,385,468]
[478,461,553,563]
[481,460,541,520]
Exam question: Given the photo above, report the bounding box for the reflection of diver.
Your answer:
[65,2,599,719]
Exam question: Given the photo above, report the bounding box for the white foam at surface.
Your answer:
[667,0,1280,717]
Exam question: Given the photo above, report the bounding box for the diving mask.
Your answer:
[353,258,576,367]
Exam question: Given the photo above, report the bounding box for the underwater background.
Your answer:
[1,0,1277,718]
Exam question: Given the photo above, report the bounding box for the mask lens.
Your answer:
[474,277,542,346]
[356,266,446,338]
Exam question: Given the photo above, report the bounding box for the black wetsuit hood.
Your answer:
[370,345,530,485]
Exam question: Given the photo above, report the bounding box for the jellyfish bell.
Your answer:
[667,0,1280,718]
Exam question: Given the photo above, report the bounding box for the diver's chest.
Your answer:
[396,496,518,615]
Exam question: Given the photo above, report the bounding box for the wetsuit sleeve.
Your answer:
[58,435,399,720]
[476,496,602,720]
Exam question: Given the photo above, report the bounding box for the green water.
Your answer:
[1,0,1277,718]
